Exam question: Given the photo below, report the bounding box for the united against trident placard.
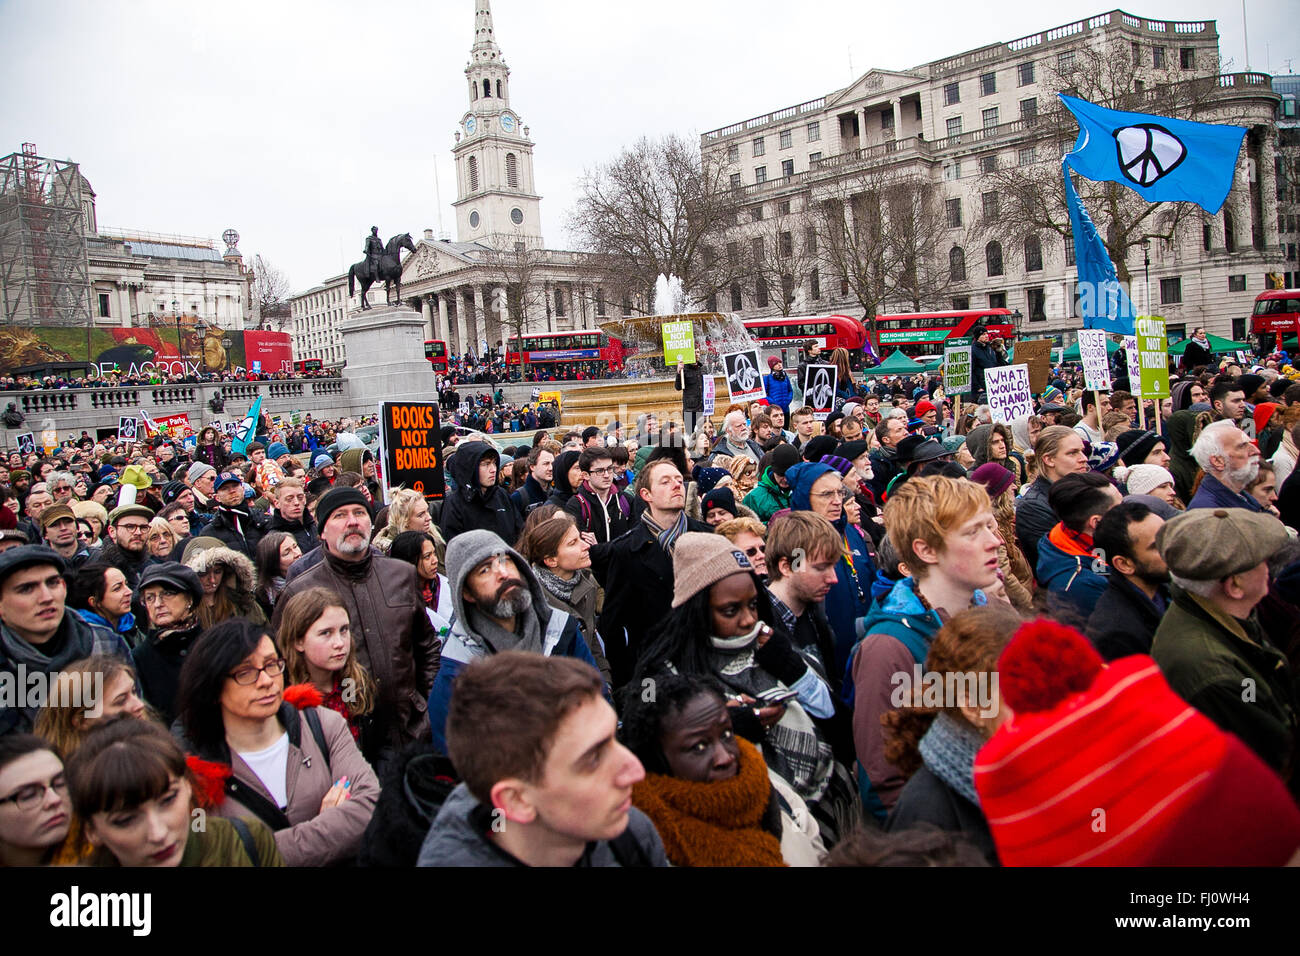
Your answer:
[943,336,973,395]
[1136,317,1170,400]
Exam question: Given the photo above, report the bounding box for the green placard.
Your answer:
[661,321,696,364]
[943,336,973,395]
[1136,316,1170,400]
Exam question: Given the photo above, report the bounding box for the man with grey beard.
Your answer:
[426,529,604,753]
[1187,420,1267,513]
[272,486,440,771]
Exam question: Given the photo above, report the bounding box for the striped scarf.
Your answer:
[641,509,688,553]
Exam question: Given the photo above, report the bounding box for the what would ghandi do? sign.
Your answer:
[378,401,445,503]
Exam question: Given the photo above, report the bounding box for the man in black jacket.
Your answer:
[590,458,710,689]
[266,477,319,553]
[204,471,267,559]
[439,441,521,545]
[969,326,1006,403]
[566,446,634,544]
[1085,501,1170,660]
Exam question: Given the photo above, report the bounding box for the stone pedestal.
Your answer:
[341,305,437,410]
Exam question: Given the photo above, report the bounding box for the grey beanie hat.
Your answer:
[186,461,216,484]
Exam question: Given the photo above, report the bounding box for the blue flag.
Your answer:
[1064,161,1139,335]
[1059,93,1246,214]
[230,395,262,456]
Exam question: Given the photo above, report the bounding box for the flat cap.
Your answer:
[107,503,154,526]
[1157,508,1288,581]
[0,545,65,587]
[38,504,76,530]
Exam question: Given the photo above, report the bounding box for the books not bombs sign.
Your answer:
[378,401,445,503]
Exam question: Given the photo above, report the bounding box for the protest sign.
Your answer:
[1077,330,1113,391]
[985,364,1033,424]
[1013,339,1053,396]
[801,364,838,421]
[722,349,766,404]
[943,337,973,395]
[1124,335,1141,393]
[1136,316,1170,399]
[222,421,239,436]
[15,432,35,456]
[378,401,445,504]
[702,375,716,416]
[117,416,138,442]
[661,321,696,365]
[539,390,563,412]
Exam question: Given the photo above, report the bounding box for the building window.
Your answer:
[730,283,742,311]
[730,172,742,188]
[779,231,793,257]
[952,296,970,310]
[483,78,491,98]
[946,116,963,138]
[596,288,606,316]
[751,236,764,261]
[754,166,767,183]
[1224,208,1237,251]
[756,278,769,308]
[496,79,502,98]
[752,205,764,222]
[97,293,111,318]
[1018,146,1037,165]
[809,151,822,164]
[944,82,960,106]
[705,293,718,312]
[980,72,997,96]
[946,198,963,228]
[943,161,962,181]
[1017,61,1035,86]
[1228,274,1246,292]
[840,278,850,296]
[554,288,565,317]
[727,144,740,162]
[989,291,1008,309]
[810,268,821,300]
[727,241,740,262]
[1180,47,1195,70]
[468,155,479,191]
[979,154,999,173]
[1203,223,1213,251]
[1020,98,1037,122]
[778,199,792,215]
[807,121,821,141]
[982,107,1000,129]
[1160,277,1182,304]
[753,137,766,157]
[1152,46,1166,69]
[982,192,1000,221]
[1057,50,1076,72]
[805,227,817,255]
[779,129,792,149]
[986,240,1004,277]
[881,109,894,130]
[781,159,794,178]
[506,153,518,188]
[1027,287,1046,320]
[949,245,966,281]
[1024,235,1043,271]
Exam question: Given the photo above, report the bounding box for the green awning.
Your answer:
[1166,332,1250,355]
[866,349,931,375]
[1062,338,1121,362]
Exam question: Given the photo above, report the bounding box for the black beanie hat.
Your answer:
[701,487,738,519]
[316,486,371,528]
[802,435,838,463]
[836,440,869,463]
[769,443,800,477]
[1117,428,1161,467]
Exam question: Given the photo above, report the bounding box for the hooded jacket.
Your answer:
[183,685,381,867]
[426,531,602,753]
[1013,476,1055,570]
[439,441,521,544]
[743,466,790,522]
[1035,524,1109,628]
[204,501,268,559]
[545,450,582,509]
[786,461,873,674]
[0,611,131,735]
[565,480,634,544]
[417,781,667,867]
[763,370,794,413]
[1165,409,1203,503]
[268,509,319,554]
[184,543,268,627]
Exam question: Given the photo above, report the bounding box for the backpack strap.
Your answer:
[225,776,291,832]
[229,817,262,866]
[300,706,333,775]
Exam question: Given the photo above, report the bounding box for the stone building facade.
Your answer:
[701,10,1289,346]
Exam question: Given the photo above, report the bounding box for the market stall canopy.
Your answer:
[1167,332,1250,355]
[866,350,941,375]
[1061,338,1121,362]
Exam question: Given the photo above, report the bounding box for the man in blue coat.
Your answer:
[1187,420,1265,512]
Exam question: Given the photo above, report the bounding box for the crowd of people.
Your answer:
[2,323,1300,870]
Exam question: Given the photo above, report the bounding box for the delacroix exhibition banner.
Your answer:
[0,327,293,379]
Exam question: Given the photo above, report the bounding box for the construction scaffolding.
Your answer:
[0,143,92,326]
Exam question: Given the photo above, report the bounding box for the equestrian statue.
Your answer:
[347,228,416,310]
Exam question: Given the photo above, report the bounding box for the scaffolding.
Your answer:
[0,143,92,326]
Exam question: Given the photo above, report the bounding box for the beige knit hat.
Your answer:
[1125,464,1175,498]
[671,531,756,608]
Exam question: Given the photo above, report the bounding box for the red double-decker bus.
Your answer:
[871,308,1017,357]
[293,358,323,374]
[423,339,448,371]
[505,331,628,372]
[741,314,866,353]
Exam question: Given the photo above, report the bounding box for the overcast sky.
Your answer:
[2,0,1295,294]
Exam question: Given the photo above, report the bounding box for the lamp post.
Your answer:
[194,319,208,375]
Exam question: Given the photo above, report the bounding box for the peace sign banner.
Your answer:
[722,349,767,405]
[378,401,445,505]
[802,364,838,421]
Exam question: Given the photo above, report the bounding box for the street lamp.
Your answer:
[194,319,208,374]
[171,299,181,374]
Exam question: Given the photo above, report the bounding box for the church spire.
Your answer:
[466,0,510,107]
[471,0,504,65]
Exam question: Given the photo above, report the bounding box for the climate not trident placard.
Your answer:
[1136,317,1170,400]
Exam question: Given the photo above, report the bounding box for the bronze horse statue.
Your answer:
[348,233,416,310]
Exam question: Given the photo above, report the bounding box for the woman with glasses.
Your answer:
[174,618,379,867]
[515,505,612,685]
[157,503,191,553]
[66,562,148,650]
[146,516,179,560]
[785,460,876,676]
[0,735,71,866]
[132,562,205,724]
[65,718,283,867]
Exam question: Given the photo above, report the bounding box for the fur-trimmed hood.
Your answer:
[184,543,257,593]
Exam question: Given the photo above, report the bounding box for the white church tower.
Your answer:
[452,0,544,249]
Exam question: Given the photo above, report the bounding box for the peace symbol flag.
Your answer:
[1058,94,1247,214]
[1063,161,1139,335]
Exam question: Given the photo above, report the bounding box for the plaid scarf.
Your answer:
[641,508,688,553]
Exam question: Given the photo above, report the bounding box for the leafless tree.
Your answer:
[251,254,291,329]
[979,41,1244,285]
[746,196,823,316]
[567,133,749,313]
[478,236,545,375]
